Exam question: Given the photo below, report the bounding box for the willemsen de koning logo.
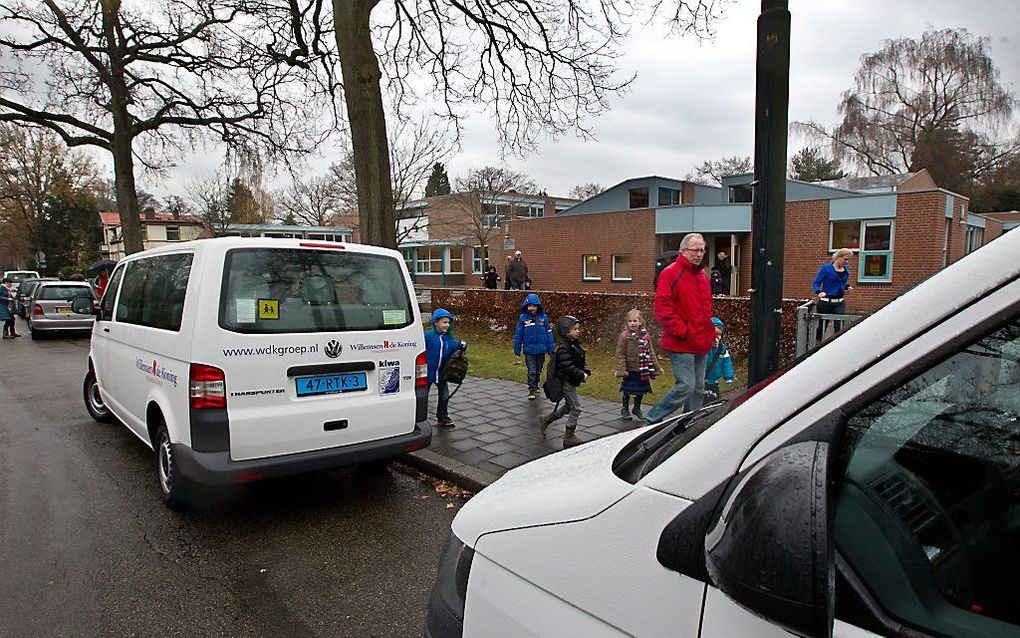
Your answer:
[349,340,418,352]
[136,358,179,387]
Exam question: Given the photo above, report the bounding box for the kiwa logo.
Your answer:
[136,358,179,387]
[324,340,342,358]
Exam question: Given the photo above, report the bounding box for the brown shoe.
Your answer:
[437,417,455,428]
[2,335,13,340]
[539,412,556,435]
[562,431,583,448]
[12,333,21,337]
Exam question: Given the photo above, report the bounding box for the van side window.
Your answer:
[835,316,1020,636]
[115,254,193,331]
[100,266,124,319]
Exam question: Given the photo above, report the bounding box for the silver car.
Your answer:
[27,281,96,340]
[15,277,58,318]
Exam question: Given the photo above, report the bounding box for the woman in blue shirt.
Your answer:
[812,248,853,342]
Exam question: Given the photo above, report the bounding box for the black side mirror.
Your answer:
[71,296,95,316]
[704,441,834,638]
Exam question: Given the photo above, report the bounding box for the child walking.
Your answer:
[513,292,555,400]
[541,316,591,448]
[424,308,467,428]
[704,317,735,401]
[614,309,660,420]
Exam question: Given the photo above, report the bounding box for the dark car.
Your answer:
[15,277,58,318]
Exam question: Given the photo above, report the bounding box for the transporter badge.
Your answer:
[324,339,342,358]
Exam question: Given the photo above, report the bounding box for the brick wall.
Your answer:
[781,199,830,302]
[984,218,1003,244]
[506,209,657,292]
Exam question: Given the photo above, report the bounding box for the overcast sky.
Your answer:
[139,0,1020,201]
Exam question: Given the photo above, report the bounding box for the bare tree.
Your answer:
[795,28,1019,191]
[276,174,339,227]
[685,155,752,186]
[569,182,604,200]
[0,1,340,254]
[190,173,231,236]
[454,167,539,196]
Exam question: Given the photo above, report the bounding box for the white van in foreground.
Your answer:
[74,238,430,508]
[426,228,1020,638]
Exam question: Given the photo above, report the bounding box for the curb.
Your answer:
[400,448,499,493]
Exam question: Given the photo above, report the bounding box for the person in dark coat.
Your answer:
[0,278,19,338]
[540,315,591,448]
[715,250,732,294]
[503,254,513,290]
[481,266,500,289]
[506,250,529,290]
[710,269,725,295]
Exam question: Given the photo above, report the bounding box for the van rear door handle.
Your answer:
[102,327,110,333]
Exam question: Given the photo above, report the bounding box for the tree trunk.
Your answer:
[333,0,395,248]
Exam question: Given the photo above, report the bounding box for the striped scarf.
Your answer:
[630,328,655,382]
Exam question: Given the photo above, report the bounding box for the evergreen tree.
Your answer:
[424,162,452,197]
[789,147,846,182]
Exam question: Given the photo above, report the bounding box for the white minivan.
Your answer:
[74,238,430,508]
[426,228,1020,638]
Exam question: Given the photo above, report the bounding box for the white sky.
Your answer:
[136,0,1020,200]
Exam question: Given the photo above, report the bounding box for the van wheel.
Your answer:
[83,370,112,423]
[155,424,195,510]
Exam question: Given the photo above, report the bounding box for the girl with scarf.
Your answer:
[614,309,660,420]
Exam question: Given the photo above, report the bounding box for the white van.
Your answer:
[425,228,1020,638]
[74,238,430,508]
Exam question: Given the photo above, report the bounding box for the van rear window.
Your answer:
[219,248,414,334]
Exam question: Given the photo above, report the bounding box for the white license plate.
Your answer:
[56,307,72,314]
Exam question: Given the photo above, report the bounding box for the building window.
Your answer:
[582,254,602,281]
[965,226,984,255]
[628,187,649,209]
[166,226,180,241]
[612,254,632,282]
[513,204,544,219]
[829,220,861,251]
[471,245,489,274]
[942,219,951,267]
[658,188,681,206]
[445,247,463,274]
[858,221,894,281]
[401,248,415,273]
[415,246,443,274]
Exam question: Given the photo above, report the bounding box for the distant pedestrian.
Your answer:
[1,278,20,339]
[507,250,529,290]
[645,233,714,424]
[812,248,854,342]
[424,308,467,428]
[513,292,555,400]
[703,317,734,402]
[710,269,725,295]
[716,250,732,294]
[481,266,500,289]
[503,254,513,290]
[95,269,110,298]
[614,309,660,421]
[541,315,591,448]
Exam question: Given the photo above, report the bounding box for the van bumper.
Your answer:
[172,420,433,485]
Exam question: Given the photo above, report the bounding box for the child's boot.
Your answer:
[631,395,644,421]
[562,426,582,448]
[540,411,557,435]
[528,388,537,400]
[620,395,631,420]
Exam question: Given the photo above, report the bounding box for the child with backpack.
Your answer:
[424,308,467,428]
[513,292,556,400]
[704,316,735,401]
[541,316,591,448]
[614,309,660,420]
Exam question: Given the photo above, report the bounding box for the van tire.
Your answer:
[155,424,196,511]
[83,370,113,423]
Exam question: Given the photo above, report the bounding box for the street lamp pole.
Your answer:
[748,0,791,387]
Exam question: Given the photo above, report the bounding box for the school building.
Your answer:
[504,170,1012,313]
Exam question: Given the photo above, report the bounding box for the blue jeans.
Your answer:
[524,354,545,391]
[430,381,450,419]
[646,351,707,424]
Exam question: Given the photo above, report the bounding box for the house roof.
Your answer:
[100,211,202,226]
[817,172,919,192]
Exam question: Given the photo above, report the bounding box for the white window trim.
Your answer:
[857,220,894,283]
[582,254,602,281]
[444,247,464,274]
[416,247,443,274]
[471,245,488,274]
[611,254,632,282]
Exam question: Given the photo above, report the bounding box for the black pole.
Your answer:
[748,0,791,387]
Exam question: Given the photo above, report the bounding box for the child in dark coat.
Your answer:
[614,309,660,421]
[513,292,555,400]
[541,315,591,447]
[480,266,500,289]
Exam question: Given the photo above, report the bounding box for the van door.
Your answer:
[92,264,125,417]
[212,245,421,461]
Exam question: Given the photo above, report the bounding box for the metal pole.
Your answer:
[748,0,791,387]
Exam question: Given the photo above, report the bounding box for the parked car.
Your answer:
[27,281,96,339]
[72,237,430,509]
[15,277,58,318]
[3,269,41,292]
[426,228,1020,638]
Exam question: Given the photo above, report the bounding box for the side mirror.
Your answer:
[704,441,834,638]
[71,296,95,316]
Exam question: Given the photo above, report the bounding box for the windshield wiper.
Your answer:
[612,401,724,479]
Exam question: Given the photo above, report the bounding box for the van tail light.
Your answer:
[190,363,226,410]
[415,351,428,388]
[32,304,43,316]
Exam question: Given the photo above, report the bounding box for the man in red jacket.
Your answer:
[645,233,715,424]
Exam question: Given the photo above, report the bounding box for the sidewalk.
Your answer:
[403,376,648,491]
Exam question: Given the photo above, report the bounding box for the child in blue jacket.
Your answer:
[513,292,555,400]
[704,316,735,401]
[425,308,466,427]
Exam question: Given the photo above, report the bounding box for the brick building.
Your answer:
[504,170,1007,313]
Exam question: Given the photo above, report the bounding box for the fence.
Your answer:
[794,299,866,357]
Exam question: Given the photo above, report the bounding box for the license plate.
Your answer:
[56,307,72,314]
[296,372,367,397]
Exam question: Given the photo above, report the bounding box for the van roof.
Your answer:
[116,237,403,261]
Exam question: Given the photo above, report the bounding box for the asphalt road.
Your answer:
[0,329,461,637]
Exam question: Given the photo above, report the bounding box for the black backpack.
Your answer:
[542,352,564,402]
[442,348,469,385]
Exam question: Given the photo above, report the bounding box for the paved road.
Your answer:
[0,332,460,637]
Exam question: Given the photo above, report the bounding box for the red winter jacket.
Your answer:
[653,253,715,355]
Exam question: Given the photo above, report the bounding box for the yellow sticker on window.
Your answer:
[258,299,279,320]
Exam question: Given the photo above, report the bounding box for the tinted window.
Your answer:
[219,248,413,334]
[100,266,125,319]
[37,285,94,300]
[115,254,193,331]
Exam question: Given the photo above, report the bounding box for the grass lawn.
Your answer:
[449,324,748,404]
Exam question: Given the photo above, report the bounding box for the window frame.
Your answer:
[628,187,649,209]
[165,225,181,242]
[858,220,894,282]
[471,245,489,274]
[658,187,681,207]
[113,253,194,332]
[611,254,633,282]
[415,246,443,274]
[445,246,464,274]
[582,254,602,281]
